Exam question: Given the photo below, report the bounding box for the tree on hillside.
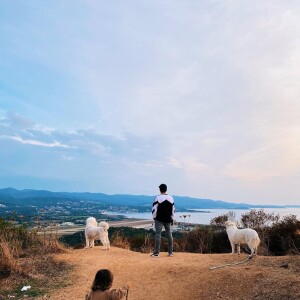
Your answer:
[241,209,279,229]
[210,211,236,226]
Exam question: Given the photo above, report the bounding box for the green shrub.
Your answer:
[267,215,300,255]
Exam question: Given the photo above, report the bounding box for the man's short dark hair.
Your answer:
[159,183,167,193]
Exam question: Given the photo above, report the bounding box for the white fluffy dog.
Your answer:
[225,221,260,257]
[84,217,110,250]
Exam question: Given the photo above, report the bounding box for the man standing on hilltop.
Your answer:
[151,183,175,257]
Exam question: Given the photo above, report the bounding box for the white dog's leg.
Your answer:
[84,235,90,249]
[249,236,259,257]
[100,236,105,249]
[237,244,240,255]
[106,234,110,250]
[91,239,95,248]
[230,243,235,254]
[99,232,110,250]
[100,237,108,250]
[106,235,110,250]
[248,248,254,258]
[249,245,256,257]
[253,246,257,256]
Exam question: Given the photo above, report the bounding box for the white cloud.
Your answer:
[62,155,74,161]
[169,157,213,175]
[1,135,70,148]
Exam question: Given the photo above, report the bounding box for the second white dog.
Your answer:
[225,221,260,257]
[84,217,110,250]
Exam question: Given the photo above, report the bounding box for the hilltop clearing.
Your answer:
[49,247,299,300]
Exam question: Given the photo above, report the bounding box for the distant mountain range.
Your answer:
[0,187,297,211]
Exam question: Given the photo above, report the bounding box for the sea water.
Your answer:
[107,207,300,225]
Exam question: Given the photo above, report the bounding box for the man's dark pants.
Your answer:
[154,219,173,254]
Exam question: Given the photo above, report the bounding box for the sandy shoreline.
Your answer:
[54,218,153,236]
[109,218,154,228]
[54,218,196,236]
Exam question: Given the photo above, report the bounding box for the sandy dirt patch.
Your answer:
[49,246,300,300]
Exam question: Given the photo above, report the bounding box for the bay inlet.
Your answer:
[106,207,300,225]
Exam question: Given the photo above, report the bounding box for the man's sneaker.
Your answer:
[168,253,174,257]
[150,253,159,257]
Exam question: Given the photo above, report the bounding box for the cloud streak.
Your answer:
[1,135,70,149]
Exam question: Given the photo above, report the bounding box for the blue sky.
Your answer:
[0,1,300,205]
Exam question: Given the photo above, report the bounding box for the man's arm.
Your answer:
[171,198,175,224]
[152,196,158,219]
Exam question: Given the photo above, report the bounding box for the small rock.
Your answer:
[279,263,289,269]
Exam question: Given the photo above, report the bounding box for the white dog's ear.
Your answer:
[225,221,235,227]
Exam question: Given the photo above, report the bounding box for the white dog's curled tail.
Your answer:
[257,235,261,247]
[98,221,109,231]
[249,234,260,257]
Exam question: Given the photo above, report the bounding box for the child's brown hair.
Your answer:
[91,269,114,291]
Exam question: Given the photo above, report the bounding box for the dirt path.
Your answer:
[50,247,300,300]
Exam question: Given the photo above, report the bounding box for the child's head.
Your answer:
[91,269,114,291]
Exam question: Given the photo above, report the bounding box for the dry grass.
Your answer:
[0,221,71,299]
[0,249,70,299]
[110,231,131,250]
[0,240,20,278]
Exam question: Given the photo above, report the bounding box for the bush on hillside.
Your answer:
[181,225,213,253]
[177,226,231,254]
[241,209,280,229]
[60,227,184,254]
[0,218,39,278]
[59,231,86,249]
[267,215,300,255]
[110,230,131,250]
[210,211,236,226]
[180,210,300,255]
[59,210,299,256]
[0,239,18,278]
[210,229,232,253]
[0,217,69,298]
[0,218,41,254]
[0,217,67,278]
[238,210,300,256]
